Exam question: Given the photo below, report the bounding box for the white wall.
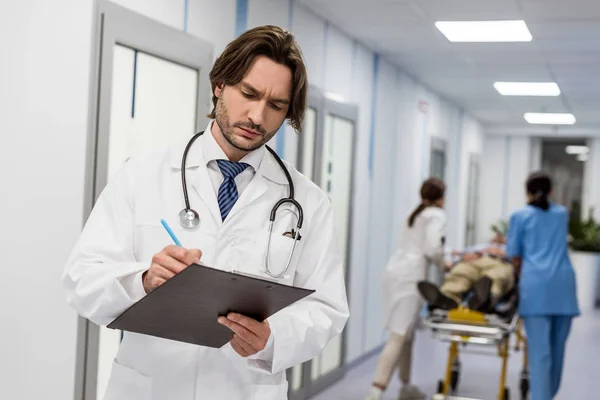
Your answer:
[0,1,94,399]
[1,0,487,397]
[583,138,600,219]
[477,136,534,243]
[455,115,484,248]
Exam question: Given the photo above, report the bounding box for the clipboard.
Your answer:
[107,263,315,348]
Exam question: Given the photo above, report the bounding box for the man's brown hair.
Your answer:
[208,25,308,133]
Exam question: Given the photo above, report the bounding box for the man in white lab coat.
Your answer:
[63,25,349,400]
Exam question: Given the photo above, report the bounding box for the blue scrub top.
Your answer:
[506,203,580,316]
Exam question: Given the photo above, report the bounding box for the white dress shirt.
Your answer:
[202,121,265,196]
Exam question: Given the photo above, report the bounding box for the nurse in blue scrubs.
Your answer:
[506,172,579,400]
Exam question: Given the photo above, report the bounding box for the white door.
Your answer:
[310,113,354,380]
[96,44,199,400]
[465,154,481,246]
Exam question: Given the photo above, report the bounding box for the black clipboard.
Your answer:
[107,263,315,348]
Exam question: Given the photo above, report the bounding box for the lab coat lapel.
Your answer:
[225,148,287,222]
[189,163,222,226]
[225,170,268,222]
[170,135,222,226]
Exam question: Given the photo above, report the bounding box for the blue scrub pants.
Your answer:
[523,316,572,400]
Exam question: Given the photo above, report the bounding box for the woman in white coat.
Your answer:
[366,178,447,400]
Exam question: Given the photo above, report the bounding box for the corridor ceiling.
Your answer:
[297,0,600,135]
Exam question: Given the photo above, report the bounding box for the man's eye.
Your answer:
[242,92,255,99]
[270,103,282,111]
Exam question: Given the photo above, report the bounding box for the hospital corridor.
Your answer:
[2,1,600,400]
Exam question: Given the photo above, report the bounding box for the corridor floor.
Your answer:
[311,311,599,400]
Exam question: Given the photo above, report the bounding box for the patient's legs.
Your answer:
[481,260,514,304]
[418,261,480,309]
[440,261,481,303]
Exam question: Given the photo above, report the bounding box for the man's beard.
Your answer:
[215,97,273,152]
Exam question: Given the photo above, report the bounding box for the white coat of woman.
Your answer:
[366,178,447,400]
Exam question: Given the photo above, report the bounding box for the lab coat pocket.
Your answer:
[262,234,300,283]
[251,381,289,399]
[103,360,152,400]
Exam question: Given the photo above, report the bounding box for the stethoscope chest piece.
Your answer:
[179,208,200,229]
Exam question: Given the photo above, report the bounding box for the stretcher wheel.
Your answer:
[451,359,461,390]
[520,368,529,399]
[520,377,529,399]
[451,370,459,391]
[437,380,444,394]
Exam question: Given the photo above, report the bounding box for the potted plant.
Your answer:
[490,220,508,236]
[568,206,600,313]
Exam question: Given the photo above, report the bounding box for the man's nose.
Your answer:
[248,101,267,126]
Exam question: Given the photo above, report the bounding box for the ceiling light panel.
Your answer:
[494,82,561,96]
[435,20,533,42]
[524,113,576,125]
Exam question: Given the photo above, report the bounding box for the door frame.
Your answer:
[78,2,213,399]
[429,137,447,180]
[465,153,481,246]
[290,86,358,399]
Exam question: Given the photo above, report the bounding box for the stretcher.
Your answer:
[421,291,529,400]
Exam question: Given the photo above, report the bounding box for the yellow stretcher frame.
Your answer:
[422,307,529,400]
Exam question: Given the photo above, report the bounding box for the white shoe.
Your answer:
[399,384,426,400]
[365,386,383,400]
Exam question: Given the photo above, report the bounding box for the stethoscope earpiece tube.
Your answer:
[178,132,304,279]
[181,132,204,210]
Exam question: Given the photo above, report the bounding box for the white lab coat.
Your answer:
[62,131,349,400]
[381,207,446,336]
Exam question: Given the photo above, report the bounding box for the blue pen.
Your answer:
[160,219,182,247]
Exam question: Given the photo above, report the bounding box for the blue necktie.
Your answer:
[216,160,249,221]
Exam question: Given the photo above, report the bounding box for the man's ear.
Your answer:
[214,83,224,98]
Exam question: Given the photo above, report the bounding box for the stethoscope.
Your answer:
[178,131,303,279]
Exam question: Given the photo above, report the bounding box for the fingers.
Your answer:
[218,317,260,351]
[143,274,166,293]
[233,334,254,357]
[227,313,264,333]
[152,252,188,275]
[152,266,176,281]
[185,249,203,265]
[218,314,269,353]
[230,335,250,357]
[163,245,203,266]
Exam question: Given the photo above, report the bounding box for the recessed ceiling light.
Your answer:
[524,113,576,125]
[435,20,533,42]
[494,82,561,96]
[324,92,346,103]
[565,145,589,155]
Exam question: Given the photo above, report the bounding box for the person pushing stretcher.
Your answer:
[418,233,515,312]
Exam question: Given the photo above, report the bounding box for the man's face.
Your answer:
[493,233,506,244]
[213,55,292,160]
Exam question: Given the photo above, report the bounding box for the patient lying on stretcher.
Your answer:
[418,233,515,313]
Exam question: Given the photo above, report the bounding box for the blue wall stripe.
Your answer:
[502,136,512,218]
[454,109,464,185]
[235,0,248,36]
[131,50,138,118]
[350,40,358,97]
[322,22,329,89]
[420,111,430,180]
[368,54,380,177]
[183,0,189,32]
[275,0,295,157]
[288,0,295,29]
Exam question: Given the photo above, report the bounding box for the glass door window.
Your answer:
[465,154,481,246]
[310,114,354,380]
[97,44,199,400]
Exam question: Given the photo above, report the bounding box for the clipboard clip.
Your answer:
[282,229,302,240]
[231,269,289,283]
